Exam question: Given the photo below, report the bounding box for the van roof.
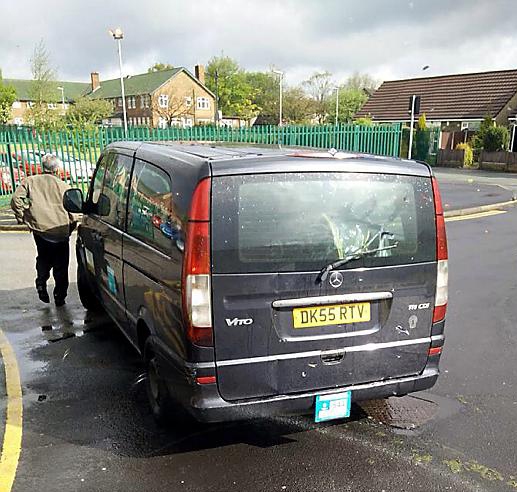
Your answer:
[109,141,432,177]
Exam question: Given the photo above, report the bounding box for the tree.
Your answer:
[302,71,334,123]
[414,113,430,161]
[344,72,379,93]
[0,76,16,125]
[66,97,113,130]
[283,87,317,124]
[245,71,279,124]
[151,85,194,126]
[327,87,368,124]
[205,56,259,119]
[27,41,63,130]
[148,63,174,73]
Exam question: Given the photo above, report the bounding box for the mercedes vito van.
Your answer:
[64,143,448,424]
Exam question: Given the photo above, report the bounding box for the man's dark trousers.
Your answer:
[34,234,70,301]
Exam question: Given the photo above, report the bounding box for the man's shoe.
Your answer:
[37,286,50,304]
[54,298,66,308]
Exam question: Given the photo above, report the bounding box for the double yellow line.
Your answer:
[0,329,22,492]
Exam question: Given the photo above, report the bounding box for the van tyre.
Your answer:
[145,340,174,426]
[77,259,101,312]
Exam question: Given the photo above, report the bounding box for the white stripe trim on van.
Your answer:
[216,335,444,367]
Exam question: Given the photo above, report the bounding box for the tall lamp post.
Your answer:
[334,86,340,126]
[273,70,284,126]
[109,27,128,136]
[57,86,65,111]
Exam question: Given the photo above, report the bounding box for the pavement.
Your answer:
[2,172,517,491]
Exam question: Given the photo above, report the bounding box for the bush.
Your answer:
[455,142,474,168]
[471,115,510,151]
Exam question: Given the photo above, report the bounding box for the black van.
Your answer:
[64,143,448,424]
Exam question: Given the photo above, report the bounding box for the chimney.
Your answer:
[194,64,205,85]
[91,72,100,92]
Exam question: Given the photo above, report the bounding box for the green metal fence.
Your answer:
[0,123,402,198]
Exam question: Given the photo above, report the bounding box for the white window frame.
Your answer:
[118,98,122,107]
[158,94,169,108]
[13,117,23,126]
[12,101,21,109]
[184,96,193,107]
[140,94,150,109]
[196,97,210,110]
[158,117,167,129]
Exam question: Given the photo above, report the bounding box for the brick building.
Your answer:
[355,68,517,151]
[3,65,215,128]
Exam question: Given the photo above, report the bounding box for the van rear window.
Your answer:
[211,172,436,274]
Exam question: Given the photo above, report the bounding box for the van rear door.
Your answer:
[211,169,437,402]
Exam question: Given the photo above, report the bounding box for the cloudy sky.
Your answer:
[1,0,517,86]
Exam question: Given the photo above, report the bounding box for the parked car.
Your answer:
[57,152,95,182]
[14,151,70,181]
[64,143,448,425]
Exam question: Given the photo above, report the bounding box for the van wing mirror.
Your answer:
[63,188,84,213]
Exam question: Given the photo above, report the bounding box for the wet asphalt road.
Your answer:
[1,208,517,490]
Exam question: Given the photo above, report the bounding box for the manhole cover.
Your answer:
[359,396,438,429]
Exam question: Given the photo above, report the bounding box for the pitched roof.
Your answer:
[87,67,215,99]
[3,79,91,102]
[356,69,517,122]
[87,68,182,99]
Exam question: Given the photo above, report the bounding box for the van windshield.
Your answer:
[211,172,436,274]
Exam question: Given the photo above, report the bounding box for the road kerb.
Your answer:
[0,328,23,492]
[444,199,517,218]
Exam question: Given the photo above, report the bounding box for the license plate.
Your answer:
[292,302,370,329]
[315,391,352,422]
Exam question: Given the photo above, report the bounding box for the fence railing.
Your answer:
[0,123,402,198]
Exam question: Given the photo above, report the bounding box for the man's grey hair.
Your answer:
[41,154,61,174]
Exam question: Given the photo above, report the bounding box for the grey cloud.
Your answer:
[0,0,516,85]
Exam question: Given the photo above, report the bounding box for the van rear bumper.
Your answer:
[183,367,439,423]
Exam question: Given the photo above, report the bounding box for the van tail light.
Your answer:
[182,179,213,347]
[432,177,448,323]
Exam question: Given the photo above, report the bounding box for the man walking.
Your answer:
[11,154,76,306]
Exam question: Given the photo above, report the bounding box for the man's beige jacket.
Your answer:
[11,174,75,241]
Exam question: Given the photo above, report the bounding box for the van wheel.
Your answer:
[145,340,174,426]
[77,260,101,312]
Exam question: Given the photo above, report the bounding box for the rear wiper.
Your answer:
[315,243,399,284]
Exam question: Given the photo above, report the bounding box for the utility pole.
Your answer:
[408,95,421,160]
[214,69,219,126]
[273,70,284,126]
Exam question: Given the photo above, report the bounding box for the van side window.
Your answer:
[102,154,133,229]
[127,160,172,254]
[90,153,112,205]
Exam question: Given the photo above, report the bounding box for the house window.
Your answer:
[12,101,21,109]
[127,96,136,109]
[184,96,192,107]
[140,95,150,108]
[185,118,193,127]
[118,98,123,107]
[26,101,34,108]
[196,97,210,110]
[158,117,167,129]
[158,94,169,108]
[47,103,57,109]
[14,117,23,126]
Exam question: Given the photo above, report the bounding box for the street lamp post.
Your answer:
[109,27,128,136]
[57,86,65,111]
[334,86,340,126]
[273,70,284,126]
[214,69,219,126]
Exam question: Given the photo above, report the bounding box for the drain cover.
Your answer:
[359,396,439,429]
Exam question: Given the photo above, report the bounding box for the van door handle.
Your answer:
[321,351,345,365]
